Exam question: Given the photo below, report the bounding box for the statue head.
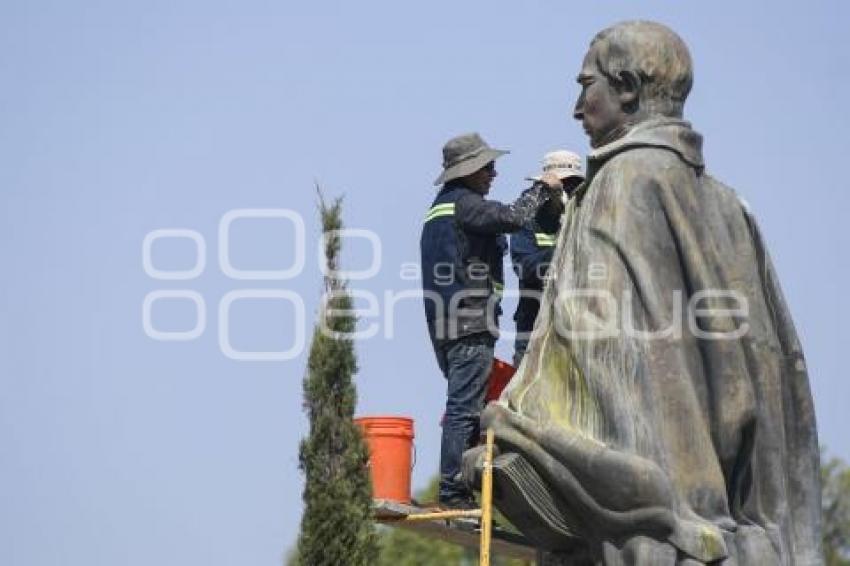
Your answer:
[573,21,693,148]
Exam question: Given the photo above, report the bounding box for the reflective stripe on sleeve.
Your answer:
[424,203,455,222]
[534,233,556,247]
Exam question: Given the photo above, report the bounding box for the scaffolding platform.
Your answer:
[374,499,537,561]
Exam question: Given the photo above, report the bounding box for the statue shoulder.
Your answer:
[589,147,688,202]
[701,173,751,217]
[608,145,688,174]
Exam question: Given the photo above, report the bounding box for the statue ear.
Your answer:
[616,70,641,112]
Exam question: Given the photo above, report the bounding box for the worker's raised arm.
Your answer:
[455,177,561,235]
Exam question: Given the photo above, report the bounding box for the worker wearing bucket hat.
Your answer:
[510,150,585,366]
[421,132,563,509]
[432,132,510,186]
[527,150,584,189]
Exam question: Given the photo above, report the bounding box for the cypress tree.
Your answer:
[295,191,378,565]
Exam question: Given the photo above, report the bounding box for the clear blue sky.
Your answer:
[1,1,847,564]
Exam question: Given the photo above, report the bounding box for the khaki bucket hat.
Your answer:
[528,150,585,182]
[434,132,509,186]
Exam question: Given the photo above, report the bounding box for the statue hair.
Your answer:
[590,21,693,118]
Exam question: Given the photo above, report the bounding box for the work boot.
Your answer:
[438,495,478,510]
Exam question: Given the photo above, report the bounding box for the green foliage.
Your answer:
[295,192,378,566]
[377,526,469,566]
[823,451,850,565]
[376,477,465,566]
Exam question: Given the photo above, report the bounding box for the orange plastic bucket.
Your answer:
[354,416,415,503]
[485,358,516,402]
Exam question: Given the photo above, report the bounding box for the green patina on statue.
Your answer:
[465,21,823,565]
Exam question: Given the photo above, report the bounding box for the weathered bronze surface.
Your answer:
[467,21,822,565]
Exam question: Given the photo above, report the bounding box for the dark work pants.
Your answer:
[513,317,534,368]
[513,334,530,368]
[430,331,494,502]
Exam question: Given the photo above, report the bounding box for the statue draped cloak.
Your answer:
[482,119,822,564]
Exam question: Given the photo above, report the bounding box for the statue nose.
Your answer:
[573,89,587,121]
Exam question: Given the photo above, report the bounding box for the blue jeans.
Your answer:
[431,331,494,502]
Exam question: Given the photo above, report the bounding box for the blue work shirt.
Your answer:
[420,181,548,343]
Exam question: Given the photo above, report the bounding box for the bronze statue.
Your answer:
[466,21,822,564]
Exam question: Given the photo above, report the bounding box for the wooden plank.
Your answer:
[374,499,537,561]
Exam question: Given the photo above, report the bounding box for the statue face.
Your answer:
[573,46,627,148]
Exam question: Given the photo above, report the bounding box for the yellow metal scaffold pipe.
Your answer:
[479,427,495,566]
